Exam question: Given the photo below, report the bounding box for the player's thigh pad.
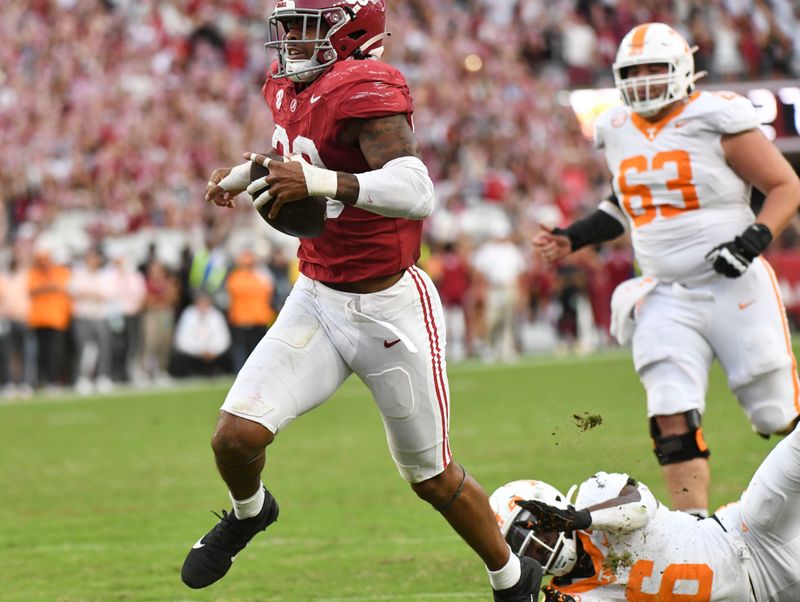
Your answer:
[733,368,800,435]
[345,266,451,483]
[710,259,796,390]
[739,428,800,596]
[221,285,350,433]
[633,285,712,416]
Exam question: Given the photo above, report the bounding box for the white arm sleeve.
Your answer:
[588,482,658,534]
[354,156,435,219]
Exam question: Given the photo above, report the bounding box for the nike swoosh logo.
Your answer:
[310,95,322,104]
[739,299,756,310]
[192,538,205,549]
[383,339,401,348]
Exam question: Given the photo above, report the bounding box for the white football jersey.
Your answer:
[595,91,761,284]
[552,473,753,601]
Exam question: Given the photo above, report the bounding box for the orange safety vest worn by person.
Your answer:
[226,251,275,328]
[27,250,71,331]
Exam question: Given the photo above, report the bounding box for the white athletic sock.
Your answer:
[231,484,266,519]
[487,547,521,590]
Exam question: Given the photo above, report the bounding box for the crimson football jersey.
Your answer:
[262,59,421,283]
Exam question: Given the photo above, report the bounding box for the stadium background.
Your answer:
[1,1,800,600]
[2,0,800,392]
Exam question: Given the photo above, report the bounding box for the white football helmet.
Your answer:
[612,23,704,117]
[489,480,578,577]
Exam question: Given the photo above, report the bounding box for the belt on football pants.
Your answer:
[321,269,405,294]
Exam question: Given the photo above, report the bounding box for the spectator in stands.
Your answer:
[428,240,474,361]
[171,292,231,378]
[141,259,179,384]
[70,247,115,394]
[553,257,600,354]
[266,246,294,313]
[2,251,34,398]
[187,237,230,309]
[472,223,529,362]
[0,271,11,397]
[225,250,275,373]
[27,249,71,389]
[173,245,196,326]
[106,250,147,384]
[553,261,588,348]
[560,9,598,87]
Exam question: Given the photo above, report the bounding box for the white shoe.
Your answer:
[75,377,94,395]
[96,376,114,394]
[155,373,173,387]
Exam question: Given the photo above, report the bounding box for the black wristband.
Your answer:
[555,209,625,251]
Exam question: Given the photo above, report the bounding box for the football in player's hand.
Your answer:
[249,154,327,239]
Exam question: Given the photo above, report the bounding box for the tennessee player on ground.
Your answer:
[181,1,542,599]
[491,425,800,600]
[533,22,800,517]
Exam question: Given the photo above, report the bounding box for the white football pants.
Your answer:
[221,266,451,483]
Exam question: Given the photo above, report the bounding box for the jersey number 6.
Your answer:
[625,559,713,602]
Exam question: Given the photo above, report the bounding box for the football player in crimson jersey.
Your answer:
[182,1,543,599]
[534,23,800,517]
[491,424,800,601]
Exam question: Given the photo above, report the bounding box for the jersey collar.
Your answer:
[631,91,700,141]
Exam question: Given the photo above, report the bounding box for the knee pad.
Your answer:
[639,361,706,417]
[650,409,710,466]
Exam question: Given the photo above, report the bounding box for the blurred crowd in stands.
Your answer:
[2,0,800,396]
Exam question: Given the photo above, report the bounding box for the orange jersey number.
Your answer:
[626,560,713,601]
[618,150,700,227]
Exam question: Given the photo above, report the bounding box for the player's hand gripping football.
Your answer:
[532,225,572,263]
[245,152,338,220]
[515,499,592,534]
[705,223,772,278]
[245,152,307,219]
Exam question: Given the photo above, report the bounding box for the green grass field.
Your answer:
[1,349,780,602]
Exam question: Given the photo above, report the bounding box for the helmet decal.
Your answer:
[626,24,650,56]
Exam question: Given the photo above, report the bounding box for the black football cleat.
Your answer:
[492,556,544,602]
[181,487,279,589]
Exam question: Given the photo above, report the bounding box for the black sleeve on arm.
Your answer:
[552,196,625,251]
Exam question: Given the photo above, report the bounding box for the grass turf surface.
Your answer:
[1,349,780,601]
